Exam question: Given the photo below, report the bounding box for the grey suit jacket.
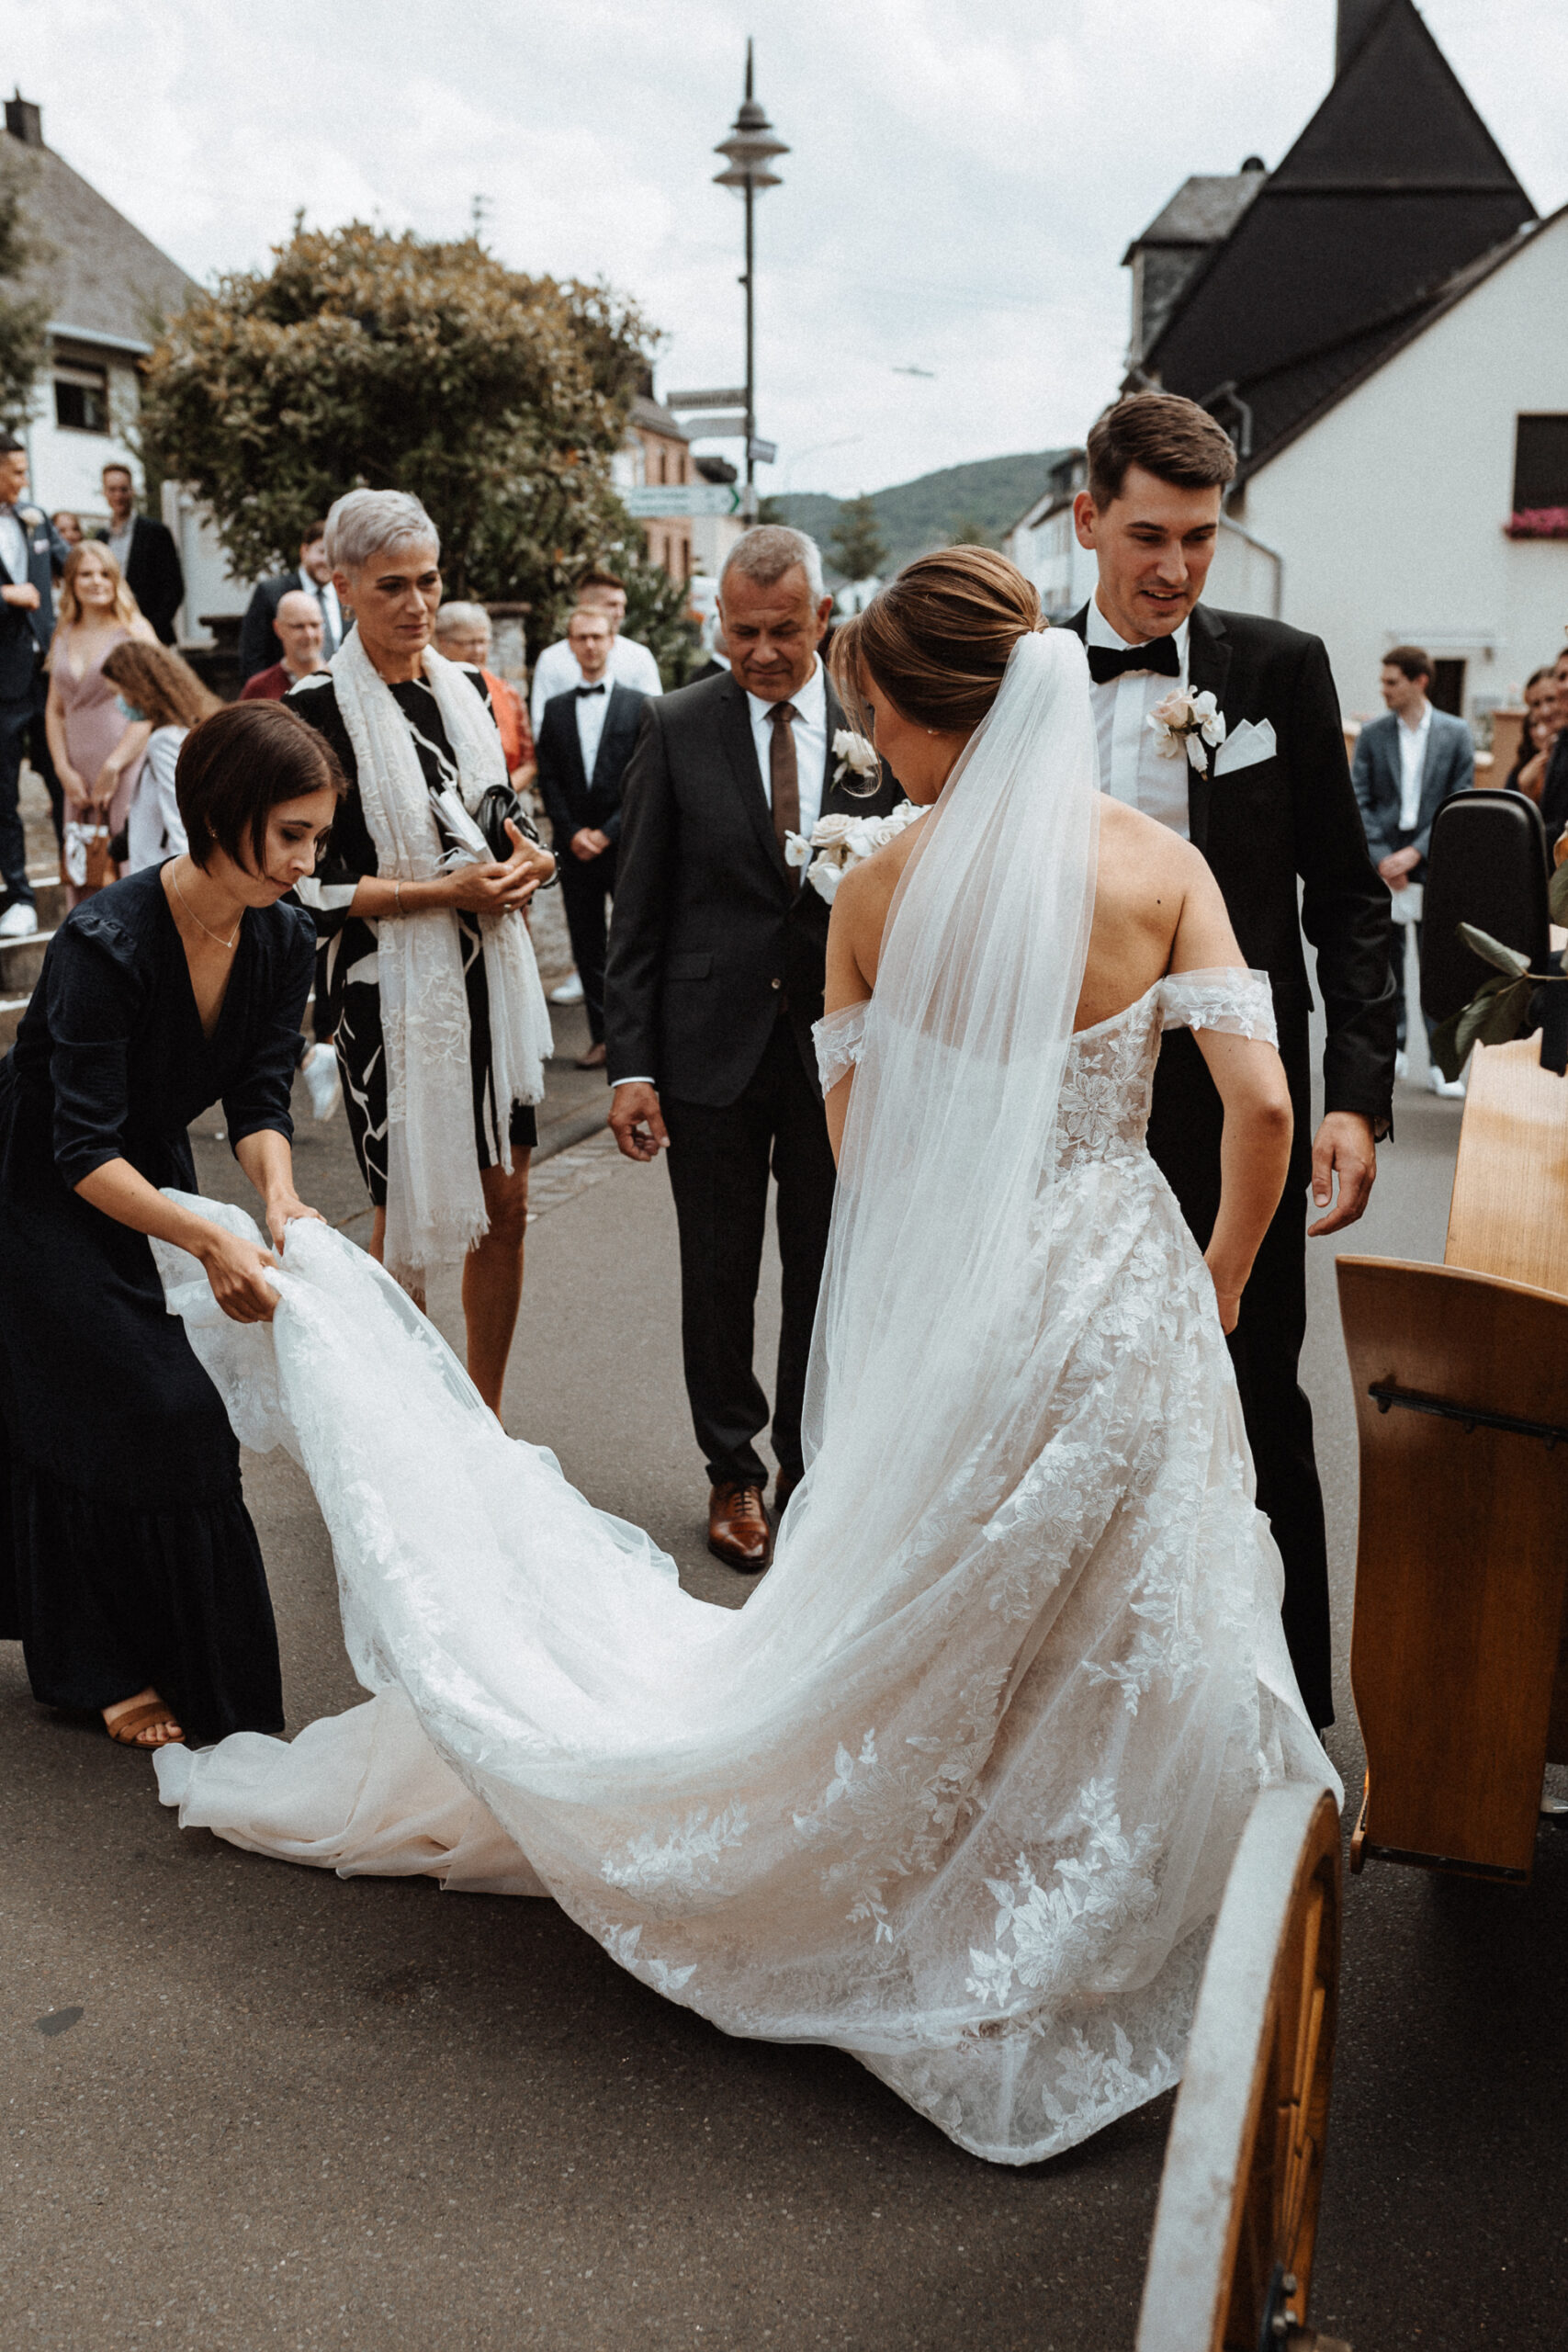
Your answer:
[1351,707,1473,877]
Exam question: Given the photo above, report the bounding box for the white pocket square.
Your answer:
[1212,718,1276,776]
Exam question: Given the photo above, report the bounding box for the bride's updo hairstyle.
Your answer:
[829,547,1043,735]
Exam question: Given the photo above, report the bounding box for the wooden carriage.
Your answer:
[1338,1033,1568,1882]
[1137,1783,1348,2352]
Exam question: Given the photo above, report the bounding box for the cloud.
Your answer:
[14,0,1563,495]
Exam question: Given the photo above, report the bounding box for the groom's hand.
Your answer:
[610,1082,669,1163]
[1307,1112,1376,1236]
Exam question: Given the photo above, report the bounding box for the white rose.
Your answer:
[784,831,813,869]
[1191,689,1226,747]
[807,854,843,903]
[811,811,859,851]
[831,729,879,780]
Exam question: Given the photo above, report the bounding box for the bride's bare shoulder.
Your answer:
[828,816,928,987]
[1096,796,1210,907]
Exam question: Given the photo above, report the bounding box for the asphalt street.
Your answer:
[6,933,1567,2350]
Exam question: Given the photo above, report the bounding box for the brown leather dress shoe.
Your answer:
[707,1481,773,1572]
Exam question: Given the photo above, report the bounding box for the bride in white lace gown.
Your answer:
[152,553,1335,2166]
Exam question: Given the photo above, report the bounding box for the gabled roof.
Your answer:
[3,127,199,350]
[1121,168,1266,266]
[630,393,691,445]
[1137,0,1535,478]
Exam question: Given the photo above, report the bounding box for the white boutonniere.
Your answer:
[1147,687,1227,774]
[830,729,879,788]
[19,505,43,529]
[784,800,923,904]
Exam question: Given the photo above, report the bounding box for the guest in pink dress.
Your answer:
[44,543,158,905]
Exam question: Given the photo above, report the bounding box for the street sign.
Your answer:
[622,484,743,518]
[748,437,778,465]
[677,414,749,437]
[666,388,749,410]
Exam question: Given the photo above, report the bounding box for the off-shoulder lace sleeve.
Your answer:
[1158,967,1277,1046]
[814,1001,869,1093]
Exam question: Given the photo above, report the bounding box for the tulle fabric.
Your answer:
[152,636,1335,2165]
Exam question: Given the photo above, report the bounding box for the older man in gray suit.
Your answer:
[1352,644,1474,1094]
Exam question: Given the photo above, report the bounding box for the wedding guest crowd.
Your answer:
[1506,665,1556,797]
[93,462,184,646]
[51,511,84,549]
[239,590,326,701]
[239,524,344,683]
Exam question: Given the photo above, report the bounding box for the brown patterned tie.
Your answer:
[768,700,800,888]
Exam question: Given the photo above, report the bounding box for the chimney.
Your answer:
[5,91,42,148]
[1336,0,1384,77]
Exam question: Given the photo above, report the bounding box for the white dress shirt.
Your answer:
[573,679,611,782]
[1396,700,1432,829]
[299,574,343,652]
[746,654,828,841]
[0,503,27,586]
[531,633,661,729]
[107,520,135,571]
[1085,599,1193,839]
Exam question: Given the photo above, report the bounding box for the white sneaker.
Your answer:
[300,1042,342,1121]
[0,901,39,940]
[549,973,584,1004]
[1427,1067,1466,1100]
[1394,1048,1410,1080]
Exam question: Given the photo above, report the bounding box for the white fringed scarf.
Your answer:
[328,631,552,1284]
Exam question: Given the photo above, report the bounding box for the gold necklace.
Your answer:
[170,861,241,952]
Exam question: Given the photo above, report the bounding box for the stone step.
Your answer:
[29,876,66,930]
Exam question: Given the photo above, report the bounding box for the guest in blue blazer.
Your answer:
[1351,644,1473,1092]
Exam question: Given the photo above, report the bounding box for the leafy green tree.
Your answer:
[0,149,51,435]
[829,492,889,582]
[139,221,655,612]
[620,554,702,689]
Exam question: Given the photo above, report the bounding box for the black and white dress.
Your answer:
[288,665,551,1207]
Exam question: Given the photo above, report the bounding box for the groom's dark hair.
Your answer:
[1087,394,1237,509]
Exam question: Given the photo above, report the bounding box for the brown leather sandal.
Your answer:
[105,1701,186,1748]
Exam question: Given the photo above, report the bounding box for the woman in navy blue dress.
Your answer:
[0,700,343,1749]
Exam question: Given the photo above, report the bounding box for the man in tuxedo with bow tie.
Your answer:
[1066,393,1396,1729]
[604,527,900,1572]
[536,606,648,1070]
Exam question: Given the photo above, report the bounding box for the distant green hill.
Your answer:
[772,451,1072,581]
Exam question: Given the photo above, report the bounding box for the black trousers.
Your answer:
[1145,1022,1336,1730]
[661,1017,836,1489]
[558,842,616,1045]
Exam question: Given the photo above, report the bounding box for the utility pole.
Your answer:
[713,40,788,521]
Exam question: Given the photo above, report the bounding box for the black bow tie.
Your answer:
[1087,635,1181,685]
[575,683,606,697]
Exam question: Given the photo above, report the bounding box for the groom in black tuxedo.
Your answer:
[605,527,899,1571]
[1066,394,1396,1730]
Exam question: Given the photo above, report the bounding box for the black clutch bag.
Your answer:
[474,784,528,861]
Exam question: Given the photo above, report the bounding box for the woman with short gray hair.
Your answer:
[289,488,557,1415]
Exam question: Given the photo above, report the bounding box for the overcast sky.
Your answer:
[15,0,1567,499]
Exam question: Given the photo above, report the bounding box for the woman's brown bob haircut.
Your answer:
[829,547,1043,735]
[175,701,345,875]
[1087,392,1237,510]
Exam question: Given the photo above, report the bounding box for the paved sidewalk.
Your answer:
[5,1010,1567,2346]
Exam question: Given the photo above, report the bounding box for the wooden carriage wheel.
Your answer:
[1136,1782,1348,2352]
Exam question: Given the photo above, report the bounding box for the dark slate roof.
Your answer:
[4,128,200,349]
[1135,0,1535,480]
[1121,169,1266,265]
